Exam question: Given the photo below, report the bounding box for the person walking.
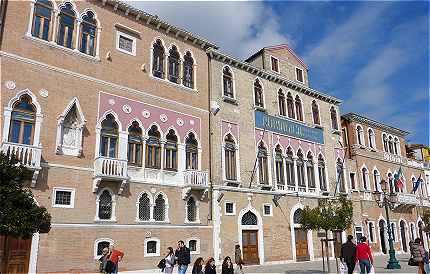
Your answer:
[356,236,373,274]
[234,244,244,274]
[175,240,191,274]
[222,256,234,274]
[98,247,110,273]
[340,235,357,274]
[410,238,427,274]
[204,257,216,274]
[163,247,175,274]
[192,257,205,274]
[108,245,124,274]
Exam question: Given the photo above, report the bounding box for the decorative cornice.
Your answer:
[342,112,409,137]
[207,49,342,105]
[98,0,218,50]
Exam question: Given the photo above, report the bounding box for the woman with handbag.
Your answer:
[163,247,175,273]
[410,238,426,274]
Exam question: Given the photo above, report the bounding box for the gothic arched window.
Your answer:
[257,143,268,185]
[153,194,166,221]
[138,192,151,221]
[128,122,143,166]
[295,96,303,121]
[312,101,320,125]
[79,11,97,56]
[287,93,295,119]
[275,145,284,187]
[241,211,257,225]
[9,95,36,145]
[57,3,76,48]
[186,196,197,222]
[296,151,305,188]
[185,133,198,170]
[100,114,118,158]
[318,155,327,191]
[183,52,194,88]
[224,134,237,181]
[146,125,161,169]
[152,39,165,78]
[164,129,178,171]
[98,189,112,220]
[307,153,315,189]
[223,66,234,98]
[254,80,264,108]
[331,106,338,130]
[278,90,286,116]
[286,148,295,187]
[32,0,53,40]
[168,45,180,83]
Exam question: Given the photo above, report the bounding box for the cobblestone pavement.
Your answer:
[242,254,417,273]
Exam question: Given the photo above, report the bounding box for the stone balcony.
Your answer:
[1,141,42,187]
[93,156,128,194]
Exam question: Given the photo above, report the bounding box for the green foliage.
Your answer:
[299,196,353,233]
[0,153,51,238]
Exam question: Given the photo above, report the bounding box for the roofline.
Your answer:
[341,112,409,137]
[98,0,218,50]
[208,48,342,105]
[244,44,308,70]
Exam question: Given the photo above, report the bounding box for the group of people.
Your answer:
[160,242,244,274]
[340,235,374,274]
[98,245,124,274]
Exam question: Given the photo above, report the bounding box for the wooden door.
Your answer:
[242,230,259,264]
[295,228,310,261]
[0,235,32,274]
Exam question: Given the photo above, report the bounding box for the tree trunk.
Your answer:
[325,230,330,274]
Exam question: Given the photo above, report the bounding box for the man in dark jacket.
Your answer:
[175,240,191,274]
[340,235,357,274]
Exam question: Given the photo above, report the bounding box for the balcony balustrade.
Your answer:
[93,156,128,194]
[1,142,41,187]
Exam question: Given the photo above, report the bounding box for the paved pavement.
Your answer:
[242,254,417,273]
[122,254,419,274]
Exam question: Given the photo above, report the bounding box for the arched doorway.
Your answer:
[400,220,408,252]
[240,211,260,265]
[379,219,387,254]
[293,208,310,261]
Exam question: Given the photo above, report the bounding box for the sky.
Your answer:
[128,1,429,145]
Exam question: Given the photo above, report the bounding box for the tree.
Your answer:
[0,153,51,268]
[299,196,353,272]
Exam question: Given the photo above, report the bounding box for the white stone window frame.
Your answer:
[367,127,376,150]
[52,187,75,208]
[349,172,357,191]
[186,238,200,255]
[116,30,137,56]
[360,165,370,191]
[94,238,114,260]
[354,225,364,239]
[55,97,86,157]
[295,66,304,83]
[252,78,266,109]
[94,188,117,222]
[185,195,200,224]
[135,190,154,223]
[221,130,241,184]
[355,124,365,146]
[144,238,161,257]
[153,191,170,223]
[262,203,273,217]
[367,221,376,243]
[270,55,280,74]
[2,89,43,146]
[221,65,237,100]
[224,201,236,216]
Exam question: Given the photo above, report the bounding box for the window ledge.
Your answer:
[254,106,266,112]
[149,75,198,94]
[314,125,324,129]
[24,34,101,62]
[224,180,241,187]
[222,96,239,105]
[331,129,341,135]
[94,219,117,223]
[184,220,201,225]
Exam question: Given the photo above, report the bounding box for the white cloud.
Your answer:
[127,1,292,59]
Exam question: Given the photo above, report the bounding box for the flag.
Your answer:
[412,174,423,194]
[393,166,406,190]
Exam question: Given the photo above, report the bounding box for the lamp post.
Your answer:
[372,179,401,269]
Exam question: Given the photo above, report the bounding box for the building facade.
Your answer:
[1,0,430,273]
[0,0,216,272]
[207,45,346,265]
[341,113,430,255]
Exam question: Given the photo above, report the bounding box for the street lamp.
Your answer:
[372,179,401,269]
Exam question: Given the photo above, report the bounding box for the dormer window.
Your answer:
[271,56,279,73]
[295,68,304,83]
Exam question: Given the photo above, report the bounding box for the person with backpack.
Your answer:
[340,235,357,274]
[356,236,373,274]
[175,240,191,274]
[410,238,427,274]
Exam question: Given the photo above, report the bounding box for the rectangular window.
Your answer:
[296,68,304,83]
[355,226,363,241]
[225,202,235,215]
[52,187,75,208]
[271,56,279,72]
[116,31,136,56]
[350,173,356,190]
[263,204,272,216]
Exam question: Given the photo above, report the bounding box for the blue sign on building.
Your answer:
[255,111,324,144]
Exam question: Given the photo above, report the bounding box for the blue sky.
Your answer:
[129,1,429,145]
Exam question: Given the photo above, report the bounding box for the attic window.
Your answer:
[271,56,279,73]
[296,68,303,83]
